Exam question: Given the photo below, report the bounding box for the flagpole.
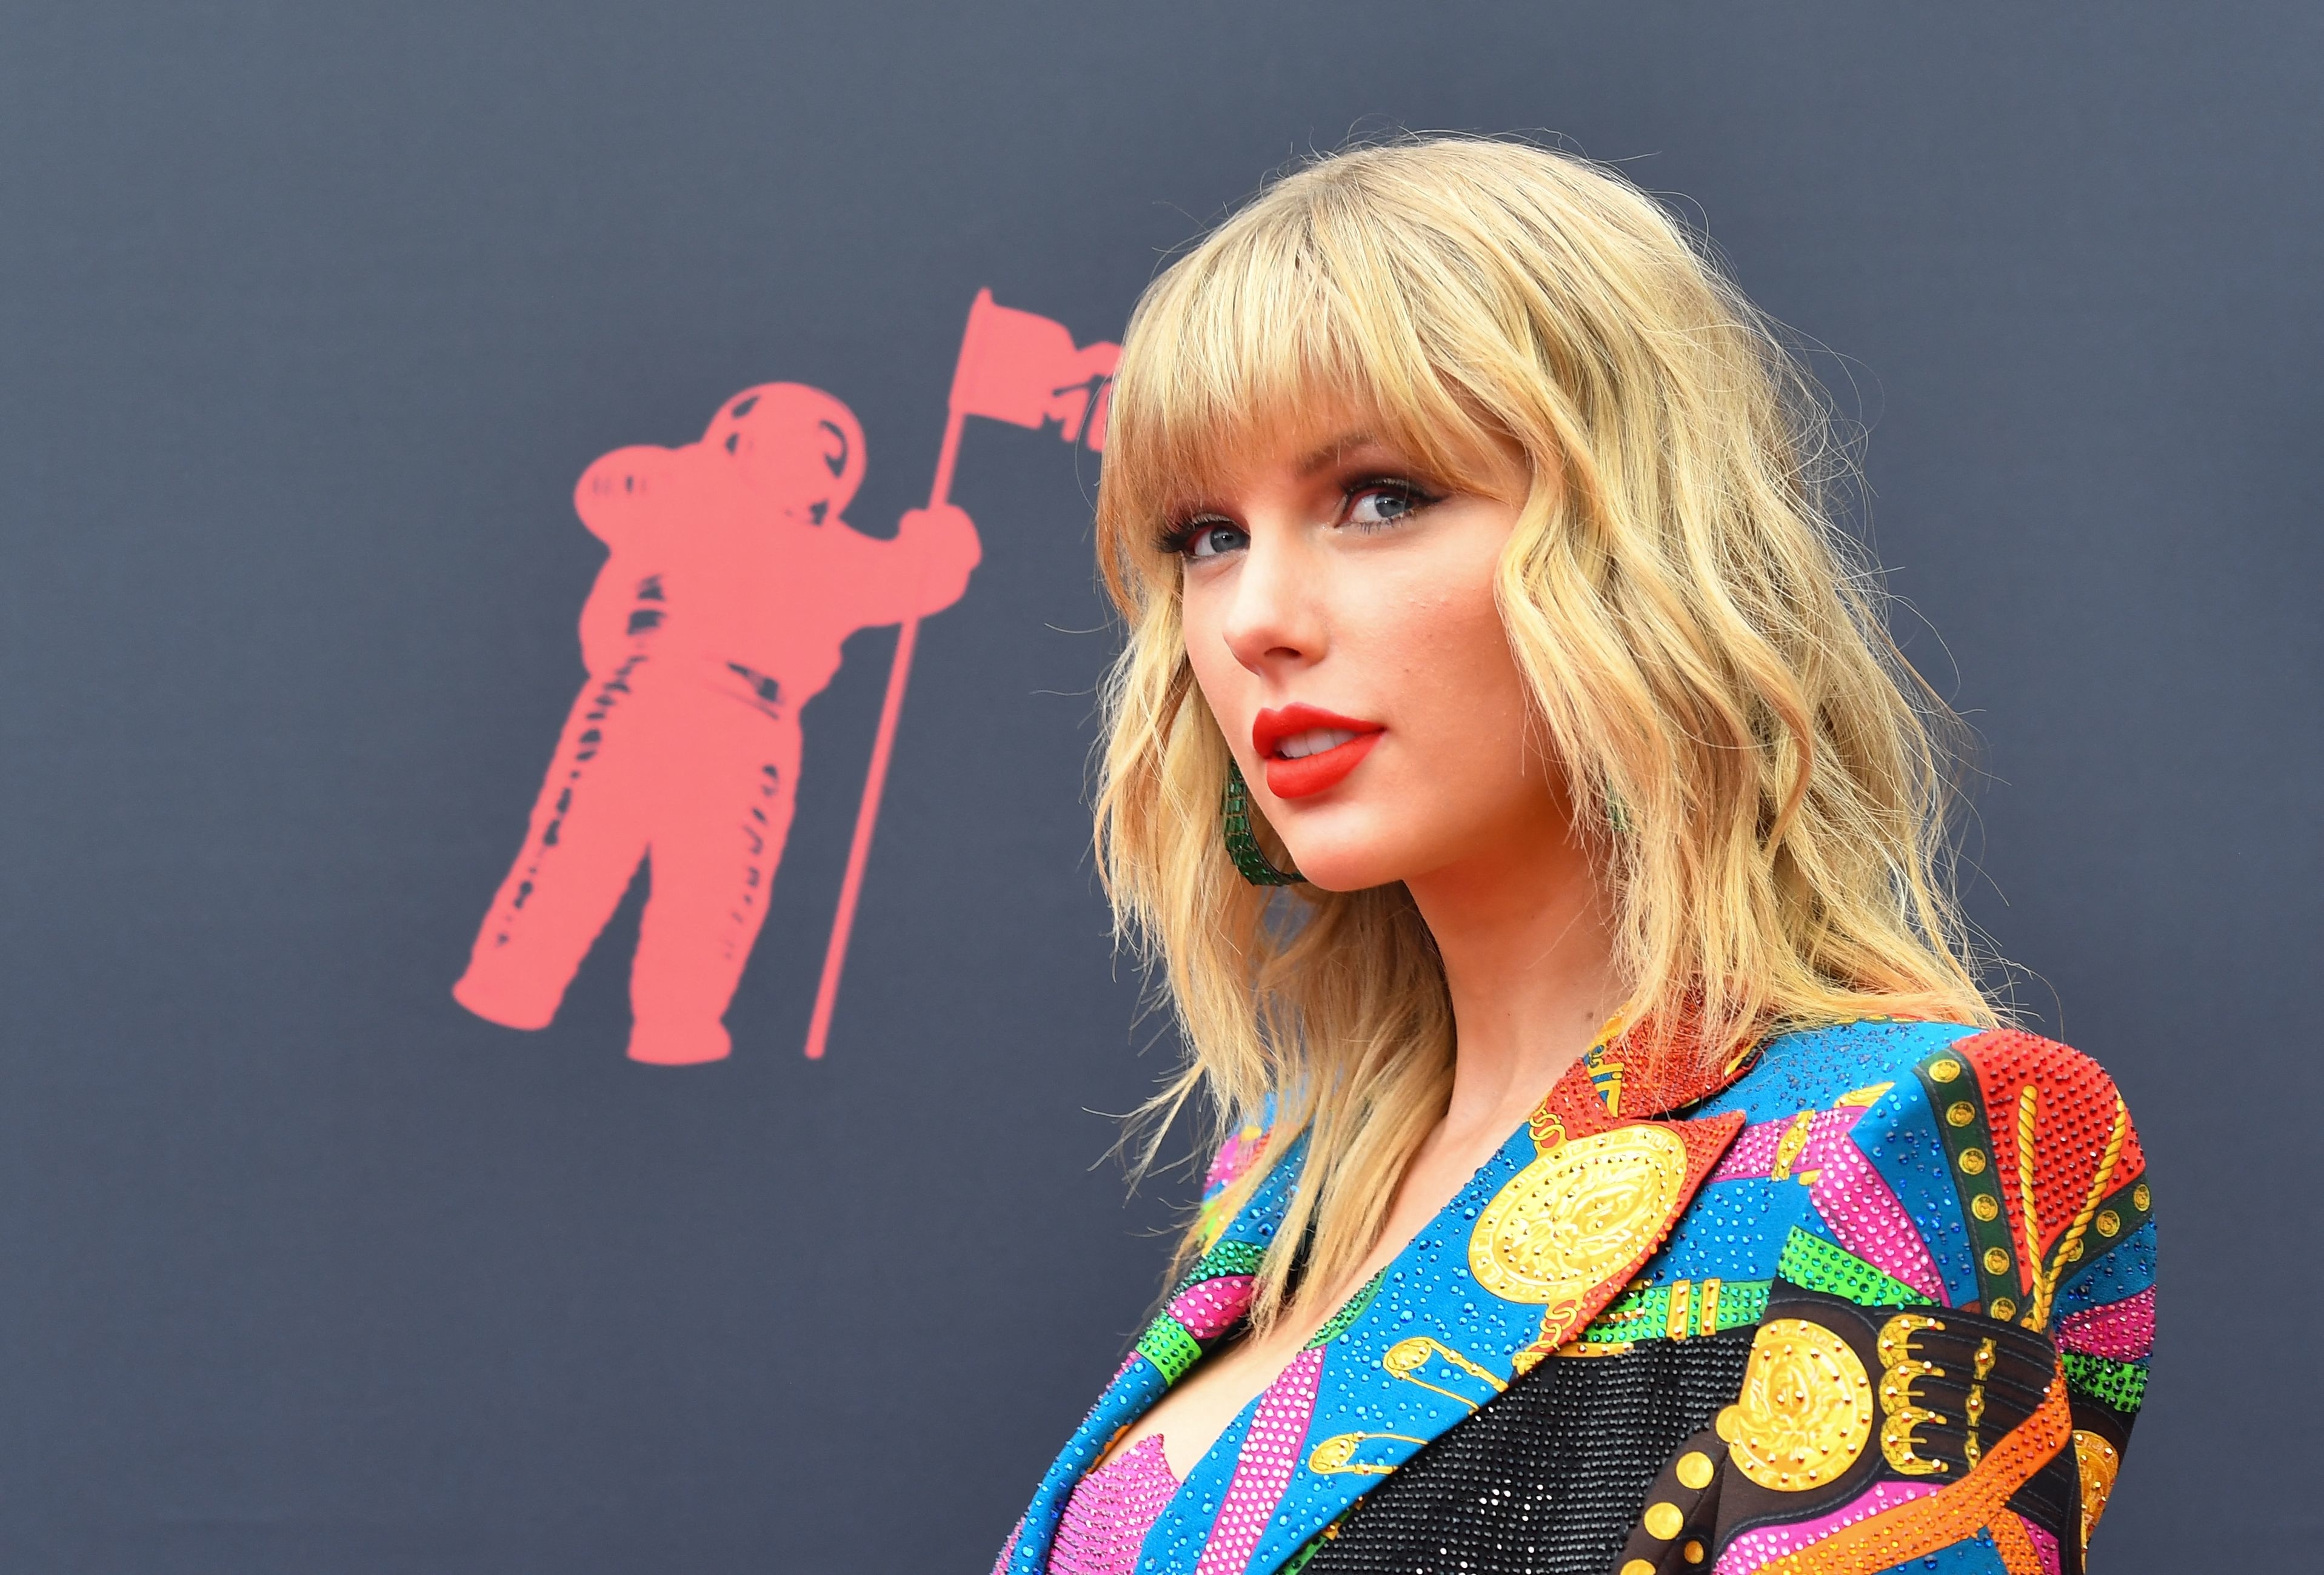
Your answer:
[803,307,982,1060]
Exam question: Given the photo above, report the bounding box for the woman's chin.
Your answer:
[1275,841,1415,895]
[1271,798,1434,891]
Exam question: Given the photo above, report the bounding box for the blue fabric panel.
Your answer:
[1852,1073,1983,1306]
[1695,1020,1980,1121]
[1872,1528,2013,1573]
[1136,1406,1257,1573]
[1644,1175,1807,1282]
[2057,1218,2158,1312]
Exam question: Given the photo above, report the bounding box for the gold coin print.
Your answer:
[2073,1429,2122,1550]
[1726,1317,1874,1491]
[1988,1296,2016,1322]
[2132,1183,2149,1211]
[1470,1126,1691,1306]
[1983,1246,2011,1275]
[1929,1057,1963,1083]
[1958,1148,1987,1175]
[1971,1193,1999,1221]
[2095,1209,2120,1238]
[1946,1102,1975,1128]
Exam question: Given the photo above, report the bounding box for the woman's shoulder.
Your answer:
[1717,1017,2152,1229]
[1707,1016,2138,1128]
[1703,1015,2153,1334]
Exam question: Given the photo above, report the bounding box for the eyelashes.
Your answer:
[1156,477,1443,561]
[1341,477,1437,529]
[1154,515,1224,558]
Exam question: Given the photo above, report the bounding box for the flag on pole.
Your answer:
[803,291,1120,1060]
[948,288,1120,451]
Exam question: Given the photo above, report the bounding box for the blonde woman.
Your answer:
[995,139,2152,1575]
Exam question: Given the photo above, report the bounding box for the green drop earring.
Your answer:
[1222,761,1305,886]
[1605,789,1632,835]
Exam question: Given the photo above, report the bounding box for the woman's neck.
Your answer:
[1404,805,1622,1146]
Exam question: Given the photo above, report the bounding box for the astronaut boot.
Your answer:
[452,960,566,1031]
[627,1015,733,1066]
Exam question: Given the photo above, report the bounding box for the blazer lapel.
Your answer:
[999,1036,1754,1575]
[1147,1046,1749,1575]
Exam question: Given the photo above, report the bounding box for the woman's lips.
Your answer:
[1265,732,1382,798]
[1252,705,1385,800]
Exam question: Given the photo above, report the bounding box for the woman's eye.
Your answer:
[1344,481,1432,527]
[1183,520,1249,559]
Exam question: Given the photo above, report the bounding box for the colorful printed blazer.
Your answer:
[995,1020,2153,1575]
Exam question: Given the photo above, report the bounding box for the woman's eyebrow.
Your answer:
[1294,431,1386,478]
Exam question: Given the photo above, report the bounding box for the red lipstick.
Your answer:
[1252,704,1385,800]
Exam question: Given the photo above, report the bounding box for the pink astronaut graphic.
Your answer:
[455,291,1118,1065]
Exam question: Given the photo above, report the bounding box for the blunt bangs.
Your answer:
[1098,184,1531,607]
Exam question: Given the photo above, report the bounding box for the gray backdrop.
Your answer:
[2,2,2314,1570]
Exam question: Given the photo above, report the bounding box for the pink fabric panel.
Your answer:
[1204,1128,1267,1196]
[1706,1108,1860,1183]
[1194,1346,1326,1575]
[2056,1285,2155,1360]
[1713,1480,1942,1573]
[1707,1118,1787,1182]
[1167,1276,1256,1340]
[1048,1436,1181,1575]
[1805,1124,1948,1302]
[2019,1513,2063,1575]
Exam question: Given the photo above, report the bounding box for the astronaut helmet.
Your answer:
[701,383,867,526]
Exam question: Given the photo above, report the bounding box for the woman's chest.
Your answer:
[1109,1324,1312,1482]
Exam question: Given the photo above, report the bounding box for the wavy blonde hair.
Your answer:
[1094,137,1997,1328]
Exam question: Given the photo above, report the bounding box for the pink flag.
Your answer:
[948,289,1119,450]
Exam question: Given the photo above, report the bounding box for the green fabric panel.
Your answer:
[1306,1269,1384,1350]
[1197,1239,1268,1279]
[1776,1227,1935,1308]
[1135,1316,1202,1384]
[1913,1049,2023,1314]
[1712,1279,1771,1328]
[1579,1277,1772,1343]
[2062,1349,2149,1413]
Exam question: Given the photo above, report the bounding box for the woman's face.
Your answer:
[1172,418,1574,894]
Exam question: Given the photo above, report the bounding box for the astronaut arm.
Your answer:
[844,503,983,624]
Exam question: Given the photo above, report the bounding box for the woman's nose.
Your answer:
[1220,525,1323,677]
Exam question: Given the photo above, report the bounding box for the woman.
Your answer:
[995,139,2152,1575]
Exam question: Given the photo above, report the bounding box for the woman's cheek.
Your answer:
[1181,612,1250,759]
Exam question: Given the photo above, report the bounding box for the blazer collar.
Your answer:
[1002,1033,1752,1575]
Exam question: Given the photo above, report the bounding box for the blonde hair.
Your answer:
[1094,137,1996,1328]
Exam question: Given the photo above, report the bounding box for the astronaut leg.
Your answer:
[625,701,804,1065]
[453,652,656,1029]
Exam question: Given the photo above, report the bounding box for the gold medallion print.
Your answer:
[1469,1126,1691,1306]
[2072,1429,2121,1550]
[1727,1317,1874,1491]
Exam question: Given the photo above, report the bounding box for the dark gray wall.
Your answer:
[1,2,2312,1569]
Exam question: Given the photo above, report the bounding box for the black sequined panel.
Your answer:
[1303,1331,1754,1575]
